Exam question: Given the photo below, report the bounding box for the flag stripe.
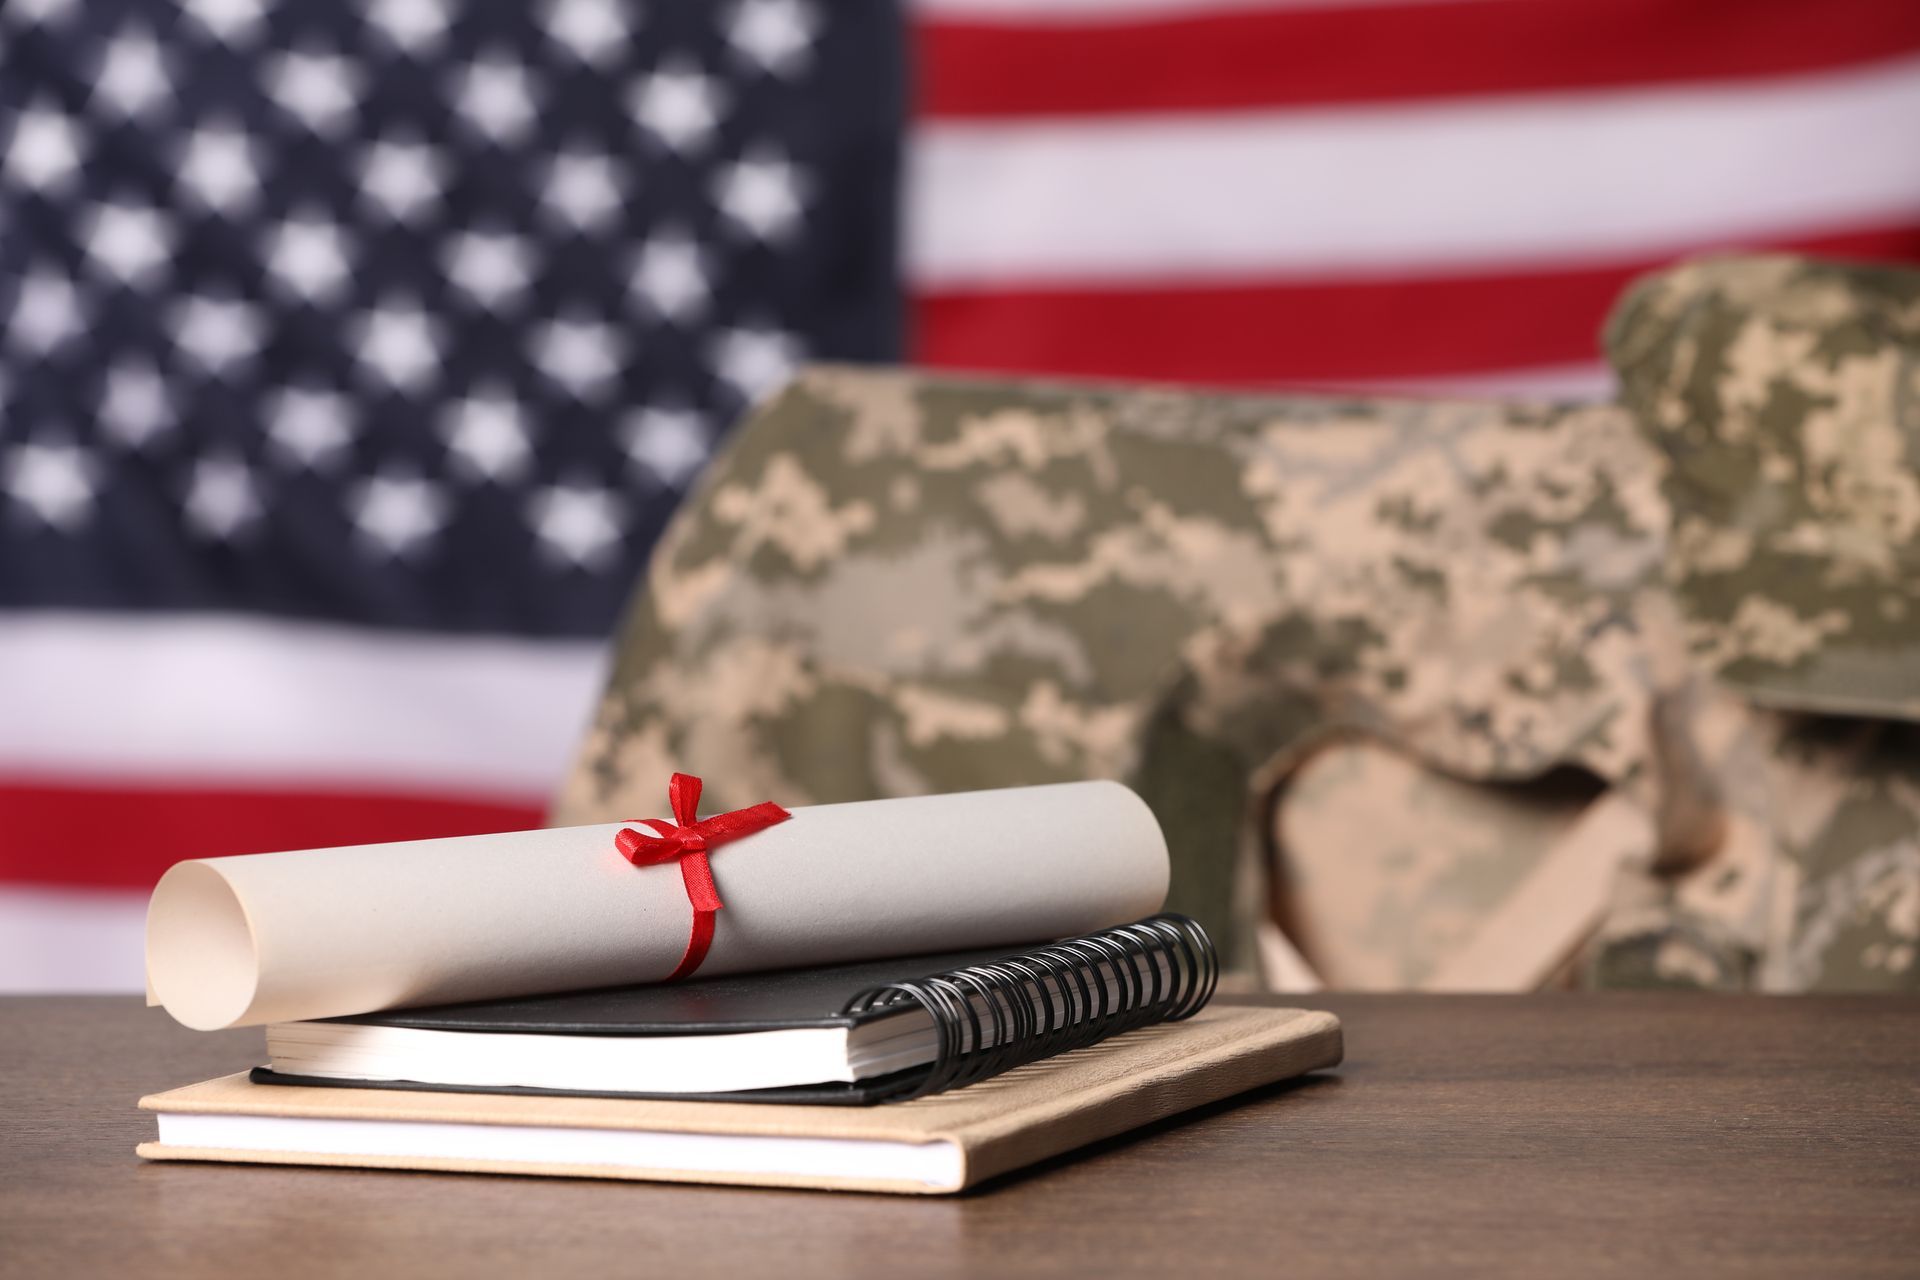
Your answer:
[914,225,1920,384]
[907,55,1920,288]
[0,887,148,994]
[0,613,603,792]
[918,0,1920,118]
[0,781,542,891]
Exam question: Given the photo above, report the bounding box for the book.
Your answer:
[251,916,1215,1105]
[138,1005,1343,1194]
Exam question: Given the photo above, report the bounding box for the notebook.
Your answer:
[253,915,1217,1105]
[140,1005,1343,1194]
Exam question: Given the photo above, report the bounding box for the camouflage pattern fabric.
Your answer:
[1607,254,1920,721]
[555,369,1681,969]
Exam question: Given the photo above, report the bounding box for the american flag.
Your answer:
[4,0,1918,990]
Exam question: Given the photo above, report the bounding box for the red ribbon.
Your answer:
[613,772,791,981]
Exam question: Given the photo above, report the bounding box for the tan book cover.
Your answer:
[138,1005,1341,1194]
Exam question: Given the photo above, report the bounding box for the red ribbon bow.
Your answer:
[614,772,791,981]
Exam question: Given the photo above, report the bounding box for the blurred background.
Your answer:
[4,0,1918,991]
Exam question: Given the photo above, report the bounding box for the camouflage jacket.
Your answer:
[557,255,1920,993]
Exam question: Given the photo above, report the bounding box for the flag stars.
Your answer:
[181,0,270,46]
[456,55,539,144]
[712,325,800,402]
[364,0,450,55]
[444,229,534,311]
[630,63,725,154]
[184,455,262,540]
[728,0,818,77]
[268,49,363,135]
[443,390,532,482]
[716,150,804,243]
[4,104,84,194]
[267,387,357,469]
[529,482,625,569]
[629,230,708,322]
[3,440,97,530]
[623,407,710,487]
[179,123,263,213]
[543,0,628,65]
[534,315,622,401]
[266,213,354,303]
[353,299,443,392]
[91,28,173,118]
[172,293,263,375]
[360,137,445,221]
[542,148,622,232]
[351,470,448,556]
[83,200,174,289]
[99,362,175,448]
[8,271,86,355]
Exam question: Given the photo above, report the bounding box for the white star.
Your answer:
[92,28,173,118]
[267,49,363,135]
[360,137,444,221]
[529,482,624,568]
[266,213,353,303]
[351,469,448,556]
[8,0,81,28]
[179,123,262,213]
[4,104,83,193]
[185,455,261,540]
[363,0,449,54]
[353,299,442,391]
[83,201,173,289]
[534,315,621,400]
[455,54,538,143]
[629,62,725,154]
[541,148,621,232]
[7,271,85,355]
[727,0,817,77]
[4,441,96,530]
[99,362,175,448]
[622,406,710,487]
[444,229,533,311]
[715,150,803,242]
[442,389,531,482]
[173,293,263,374]
[712,325,801,402]
[266,387,356,468]
[543,0,626,64]
[181,0,269,45]
[628,230,707,322]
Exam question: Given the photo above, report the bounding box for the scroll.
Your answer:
[146,780,1169,1031]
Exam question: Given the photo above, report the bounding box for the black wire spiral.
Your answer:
[840,913,1218,1101]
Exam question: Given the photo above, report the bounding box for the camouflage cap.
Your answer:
[1606,254,1920,721]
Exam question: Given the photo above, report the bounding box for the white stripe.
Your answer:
[908,56,1920,287]
[1304,362,1617,403]
[0,886,146,992]
[0,613,605,794]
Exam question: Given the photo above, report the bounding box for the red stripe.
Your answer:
[0,779,543,891]
[911,226,1920,386]
[918,0,1920,119]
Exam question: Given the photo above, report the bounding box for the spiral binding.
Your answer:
[840,913,1218,1101]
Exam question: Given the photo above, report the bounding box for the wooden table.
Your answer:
[3,994,1915,1278]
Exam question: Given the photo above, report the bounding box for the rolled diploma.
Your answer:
[146,781,1169,1030]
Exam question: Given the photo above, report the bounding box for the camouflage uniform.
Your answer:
[557,254,1920,993]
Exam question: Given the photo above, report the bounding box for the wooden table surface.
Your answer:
[2,994,1915,1279]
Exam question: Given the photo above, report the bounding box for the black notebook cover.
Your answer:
[249,945,1035,1106]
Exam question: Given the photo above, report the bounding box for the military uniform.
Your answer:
[557,254,1919,993]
